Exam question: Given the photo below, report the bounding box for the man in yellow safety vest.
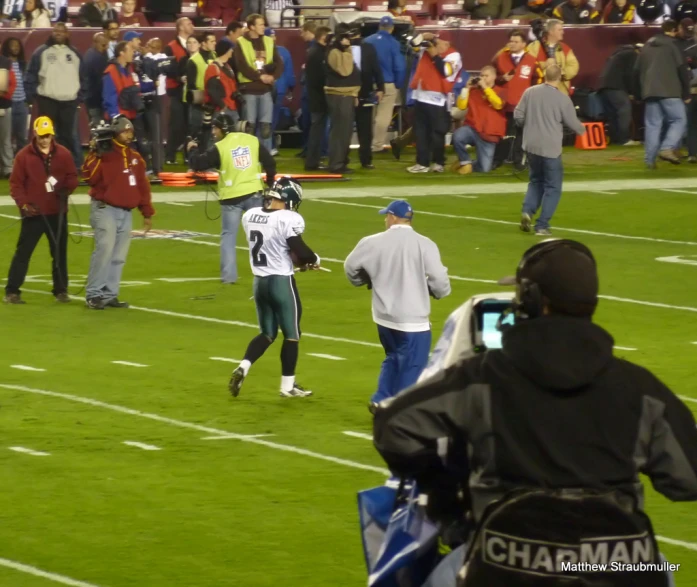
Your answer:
[187,112,276,284]
[233,13,284,153]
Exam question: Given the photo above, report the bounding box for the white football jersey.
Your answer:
[241,207,305,277]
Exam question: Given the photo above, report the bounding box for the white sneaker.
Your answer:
[280,383,313,398]
[430,164,444,173]
[621,140,641,147]
[407,164,429,173]
[270,148,279,156]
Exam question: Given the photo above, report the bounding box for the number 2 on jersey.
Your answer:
[250,230,268,267]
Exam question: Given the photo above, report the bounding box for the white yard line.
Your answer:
[156,277,221,283]
[661,189,697,195]
[8,446,50,456]
[111,361,149,368]
[0,212,88,229]
[614,346,637,351]
[596,191,618,195]
[311,199,697,247]
[308,353,346,361]
[655,535,697,552]
[209,357,242,363]
[164,202,194,207]
[0,558,104,587]
[0,383,389,476]
[201,434,275,440]
[123,441,161,451]
[10,365,45,372]
[342,431,373,441]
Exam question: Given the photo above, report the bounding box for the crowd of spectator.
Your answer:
[0,0,692,179]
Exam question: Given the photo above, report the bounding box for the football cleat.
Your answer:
[280,383,313,398]
[229,367,246,398]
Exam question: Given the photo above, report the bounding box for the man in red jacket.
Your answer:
[492,29,536,169]
[4,116,78,304]
[82,116,154,310]
[451,66,507,174]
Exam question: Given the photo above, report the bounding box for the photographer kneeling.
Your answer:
[82,116,155,310]
[451,65,507,175]
[188,113,276,284]
[373,239,697,587]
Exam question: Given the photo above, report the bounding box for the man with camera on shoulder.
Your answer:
[373,239,697,587]
[82,116,154,310]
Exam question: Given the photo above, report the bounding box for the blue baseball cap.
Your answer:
[123,31,143,42]
[379,200,413,219]
[264,27,275,37]
[380,15,394,26]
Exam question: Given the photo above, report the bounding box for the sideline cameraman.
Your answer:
[407,31,461,173]
[527,19,578,95]
[187,113,276,284]
[373,238,697,587]
[82,116,154,310]
[4,117,78,305]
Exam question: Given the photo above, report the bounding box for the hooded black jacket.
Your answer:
[373,315,697,523]
[635,33,690,100]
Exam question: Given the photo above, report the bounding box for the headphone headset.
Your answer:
[513,239,596,320]
[212,114,251,136]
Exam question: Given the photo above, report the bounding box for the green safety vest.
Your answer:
[183,51,215,104]
[216,132,265,201]
[236,35,274,84]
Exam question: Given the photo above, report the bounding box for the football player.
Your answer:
[230,177,321,398]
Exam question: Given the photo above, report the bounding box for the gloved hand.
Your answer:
[21,203,40,217]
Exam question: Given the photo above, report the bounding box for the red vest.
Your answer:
[166,39,188,90]
[464,87,507,143]
[410,47,458,95]
[492,49,537,111]
[105,62,137,119]
[204,62,238,111]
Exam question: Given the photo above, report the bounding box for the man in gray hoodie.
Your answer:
[344,199,451,406]
[635,19,691,167]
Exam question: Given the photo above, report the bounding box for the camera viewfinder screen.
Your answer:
[482,309,515,349]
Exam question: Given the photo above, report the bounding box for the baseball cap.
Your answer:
[264,27,275,37]
[498,239,599,307]
[380,15,394,26]
[33,116,54,136]
[379,199,414,219]
[111,116,134,133]
[123,31,143,42]
[680,17,695,31]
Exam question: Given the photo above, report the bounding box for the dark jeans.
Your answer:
[493,112,523,166]
[687,97,697,157]
[36,96,77,162]
[6,214,68,296]
[413,100,448,167]
[600,88,632,145]
[11,100,28,153]
[327,94,355,172]
[355,103,374,166]
[522,153,563,230]
[300,91,311,150]
[165,89,188,162]
[144,98,163,173]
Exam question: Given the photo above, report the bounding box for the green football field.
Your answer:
[0,145,696,587]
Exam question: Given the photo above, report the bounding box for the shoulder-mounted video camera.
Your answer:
[407,33,434,49]
[90,121,114,155]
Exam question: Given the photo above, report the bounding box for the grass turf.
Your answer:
[0,145,696,586]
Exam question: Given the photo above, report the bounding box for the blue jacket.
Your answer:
[102,62,134,119]
[364,31,406,88]
[84,47,108,110]
[275,45,296,98]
